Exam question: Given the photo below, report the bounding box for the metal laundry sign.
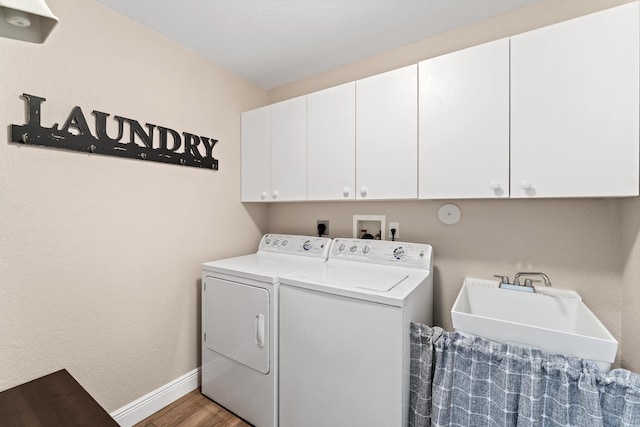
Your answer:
[10,93,219,170]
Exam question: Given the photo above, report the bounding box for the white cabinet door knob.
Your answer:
[520,180,532,190]
[490,181,500,190]
[360,186,368,197]
[343,187,350,197]
[272,190,279,199]
[260,191,267,200]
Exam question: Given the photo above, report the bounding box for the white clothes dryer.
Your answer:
[279,238,433,427]
[201,234,331,427]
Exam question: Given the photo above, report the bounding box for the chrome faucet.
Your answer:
[514,272,552,287]
[493,274,535,293]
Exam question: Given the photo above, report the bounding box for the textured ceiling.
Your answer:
[95,0,539,90]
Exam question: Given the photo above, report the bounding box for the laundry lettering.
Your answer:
[10,93,219,170]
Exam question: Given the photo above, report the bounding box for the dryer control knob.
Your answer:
[349,245,358,253]
[362,245,371,254]
[303,240,312,251]
[282,240,289,247]
[393,247,406,260]
[338,243,346,252]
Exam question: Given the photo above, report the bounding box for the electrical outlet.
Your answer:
[317,220,329,237]
[389,222,399,240]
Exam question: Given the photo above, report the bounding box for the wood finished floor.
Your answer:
[134,390,252,427]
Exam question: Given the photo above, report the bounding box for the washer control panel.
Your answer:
[259,234,331,258]
[330,238,432,269]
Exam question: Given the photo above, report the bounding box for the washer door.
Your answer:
[204,277,270,374]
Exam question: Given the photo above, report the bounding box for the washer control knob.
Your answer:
[349,245,358,253]
[362,245,371,254]
[281,240,288,247]
[273,239,280,246]
[303,240,312,251]
[393,247,406,260]
[338,243,346,252]
[265,236,272,245]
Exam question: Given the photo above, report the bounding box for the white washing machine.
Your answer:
[279,238,433,427]
[201,234,331,427]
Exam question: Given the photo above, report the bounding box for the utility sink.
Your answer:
[451,277,618,371]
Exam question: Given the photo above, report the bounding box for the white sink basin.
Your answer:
[451,277,618,371]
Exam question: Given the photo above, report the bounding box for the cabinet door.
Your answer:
[511,2,639,198]
[271,96,307,201]
[307,82,356,200]
[419,39,509,199]
[356,65,418,200]
[241,105,271,202]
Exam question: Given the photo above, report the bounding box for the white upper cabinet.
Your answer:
[242,3,639,202]
[419,38,510,199]
[271,96,308,201]
[241,105,271,202]
[307,82,356,200]
[241,96,307,202]
[356,65,418,200]
[510,2,639,198]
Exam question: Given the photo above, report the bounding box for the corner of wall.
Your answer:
[619,197,640,372]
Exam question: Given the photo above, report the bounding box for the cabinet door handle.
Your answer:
[260,191,267,200]
[490,181,500,190]
[255,314,265,349]
[343,187,350,197]
[272,190,279,199]
[520,181,532,190]
[360,186,368,197]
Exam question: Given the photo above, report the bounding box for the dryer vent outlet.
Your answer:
[317,220,329,237]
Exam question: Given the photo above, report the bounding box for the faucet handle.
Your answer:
[514,272,552,287]
[493,275,510,285]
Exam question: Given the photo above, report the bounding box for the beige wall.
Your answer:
[267,199,622,352]
[0,0,268,412]
[621,199,640,373]
[267,0,637,369]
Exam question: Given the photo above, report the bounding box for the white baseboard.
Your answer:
[110,367,201,427]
